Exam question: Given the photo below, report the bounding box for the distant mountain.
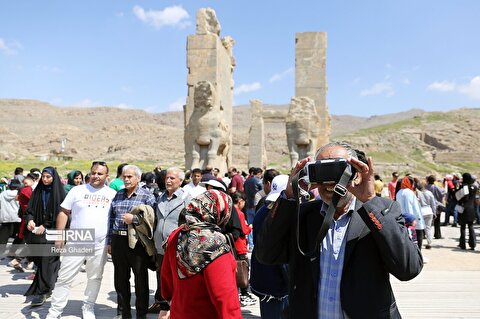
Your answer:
[1,99,478,178]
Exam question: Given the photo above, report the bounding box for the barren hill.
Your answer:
[1,99,478,177]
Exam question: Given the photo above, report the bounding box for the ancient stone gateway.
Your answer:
[248,99,267,169]
[184,8,235,173]
[295,32,331,147]
[286,97,320,167]
[185,81,230,170]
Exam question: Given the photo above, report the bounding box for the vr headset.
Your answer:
[301,158,356,185]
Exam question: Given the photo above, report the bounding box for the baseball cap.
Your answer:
[199,179,227,192]
[265,175,289,202]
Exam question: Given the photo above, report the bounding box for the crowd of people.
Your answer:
[0,162,288,318]
[378,170,479,252]
[0,145,478,318]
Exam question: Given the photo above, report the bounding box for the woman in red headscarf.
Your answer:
[396,176,425,250]
[160,189,242,319]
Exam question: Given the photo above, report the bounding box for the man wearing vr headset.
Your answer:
[256,141,423,319]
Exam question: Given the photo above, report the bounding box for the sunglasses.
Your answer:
[92,161,107,166]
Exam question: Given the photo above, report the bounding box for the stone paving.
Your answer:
[0,224,479,318]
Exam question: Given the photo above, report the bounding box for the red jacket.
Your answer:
[16,186,32,239]
[161,228,242,319]
[234,206,251,255]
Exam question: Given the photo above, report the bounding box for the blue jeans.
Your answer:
[246,208,256,249]
[259,297,288,319]
[445,201,458,224]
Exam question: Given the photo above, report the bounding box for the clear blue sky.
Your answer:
[1,1,479,116]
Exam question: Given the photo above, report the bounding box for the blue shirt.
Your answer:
[107,186,156,244]
[318,200,354,319]
[396,188,425,230]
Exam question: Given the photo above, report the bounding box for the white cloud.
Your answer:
[352,77,361,84]
[36,65,62,74]
[458,76,480,100]
[234,82,262,95]
[385,63,392,69]
[402,78,411,85]
[360,82,394,97]
[72,99,102,108]
[133,5,190,29]
[116,12,124,17]
[427,76,480,100]
[269,67,294,83]
[427,80,456,92]
[167,97,185,111]
[0,38,22,55]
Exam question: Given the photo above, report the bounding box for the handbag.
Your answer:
[225,233,249,289]
[455,185,469,201]
[235,258,249,289]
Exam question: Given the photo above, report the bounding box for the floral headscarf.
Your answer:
[176,189,233,279]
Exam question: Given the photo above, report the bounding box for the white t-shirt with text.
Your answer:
[61,184,116,248]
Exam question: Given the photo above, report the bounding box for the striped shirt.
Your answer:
[318,200,354,319]
[107,186,156,244]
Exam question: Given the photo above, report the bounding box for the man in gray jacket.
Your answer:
[149,167,191,313]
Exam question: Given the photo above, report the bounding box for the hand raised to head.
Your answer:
[284,156,313,198]
[346,156,376,203]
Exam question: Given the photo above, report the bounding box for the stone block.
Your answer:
[295,32,327,50]
[196,8,221,35]
[187,34,220,50]
[185,8,234,175]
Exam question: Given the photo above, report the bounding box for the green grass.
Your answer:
[354,117,423,135]
[0,159,168,180]
[367,151,406,163]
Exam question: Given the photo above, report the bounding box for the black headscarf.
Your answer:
[25,166,66,228]
[462,173,474,185]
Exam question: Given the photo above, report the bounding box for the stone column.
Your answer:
[184,8,235,174]
[248,99,267,169]
[286,97,320,168]
[295,32,331,147]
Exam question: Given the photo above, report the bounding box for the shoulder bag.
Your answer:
[225,233,249,289]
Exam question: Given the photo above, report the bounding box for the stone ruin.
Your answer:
[184,8,235,173]
[254,32,330,167]
[286,97,320,167]
[185,81,230,171]
[184,10,329,170]
[295,32,331,148]
[248,99,267,169]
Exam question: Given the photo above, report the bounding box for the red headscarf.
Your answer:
[400,176,415,191]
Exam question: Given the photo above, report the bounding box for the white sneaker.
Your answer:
[82,303,96,319]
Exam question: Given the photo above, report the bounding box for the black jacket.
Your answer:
[256,195,423,319]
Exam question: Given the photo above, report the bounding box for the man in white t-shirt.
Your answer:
[182,168,205,199]
[47,161,116,319]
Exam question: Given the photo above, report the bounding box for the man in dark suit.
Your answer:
[256,142,423,318]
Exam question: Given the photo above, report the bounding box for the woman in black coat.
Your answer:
[457,172,477,250]
[24,167,66,306]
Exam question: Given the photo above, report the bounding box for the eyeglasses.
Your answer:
[92,161,107,166]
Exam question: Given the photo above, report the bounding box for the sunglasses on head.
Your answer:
[92,161,107,166]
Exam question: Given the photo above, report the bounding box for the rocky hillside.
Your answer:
[0,99,478,177]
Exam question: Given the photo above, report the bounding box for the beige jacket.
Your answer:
[128,204,156,256]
